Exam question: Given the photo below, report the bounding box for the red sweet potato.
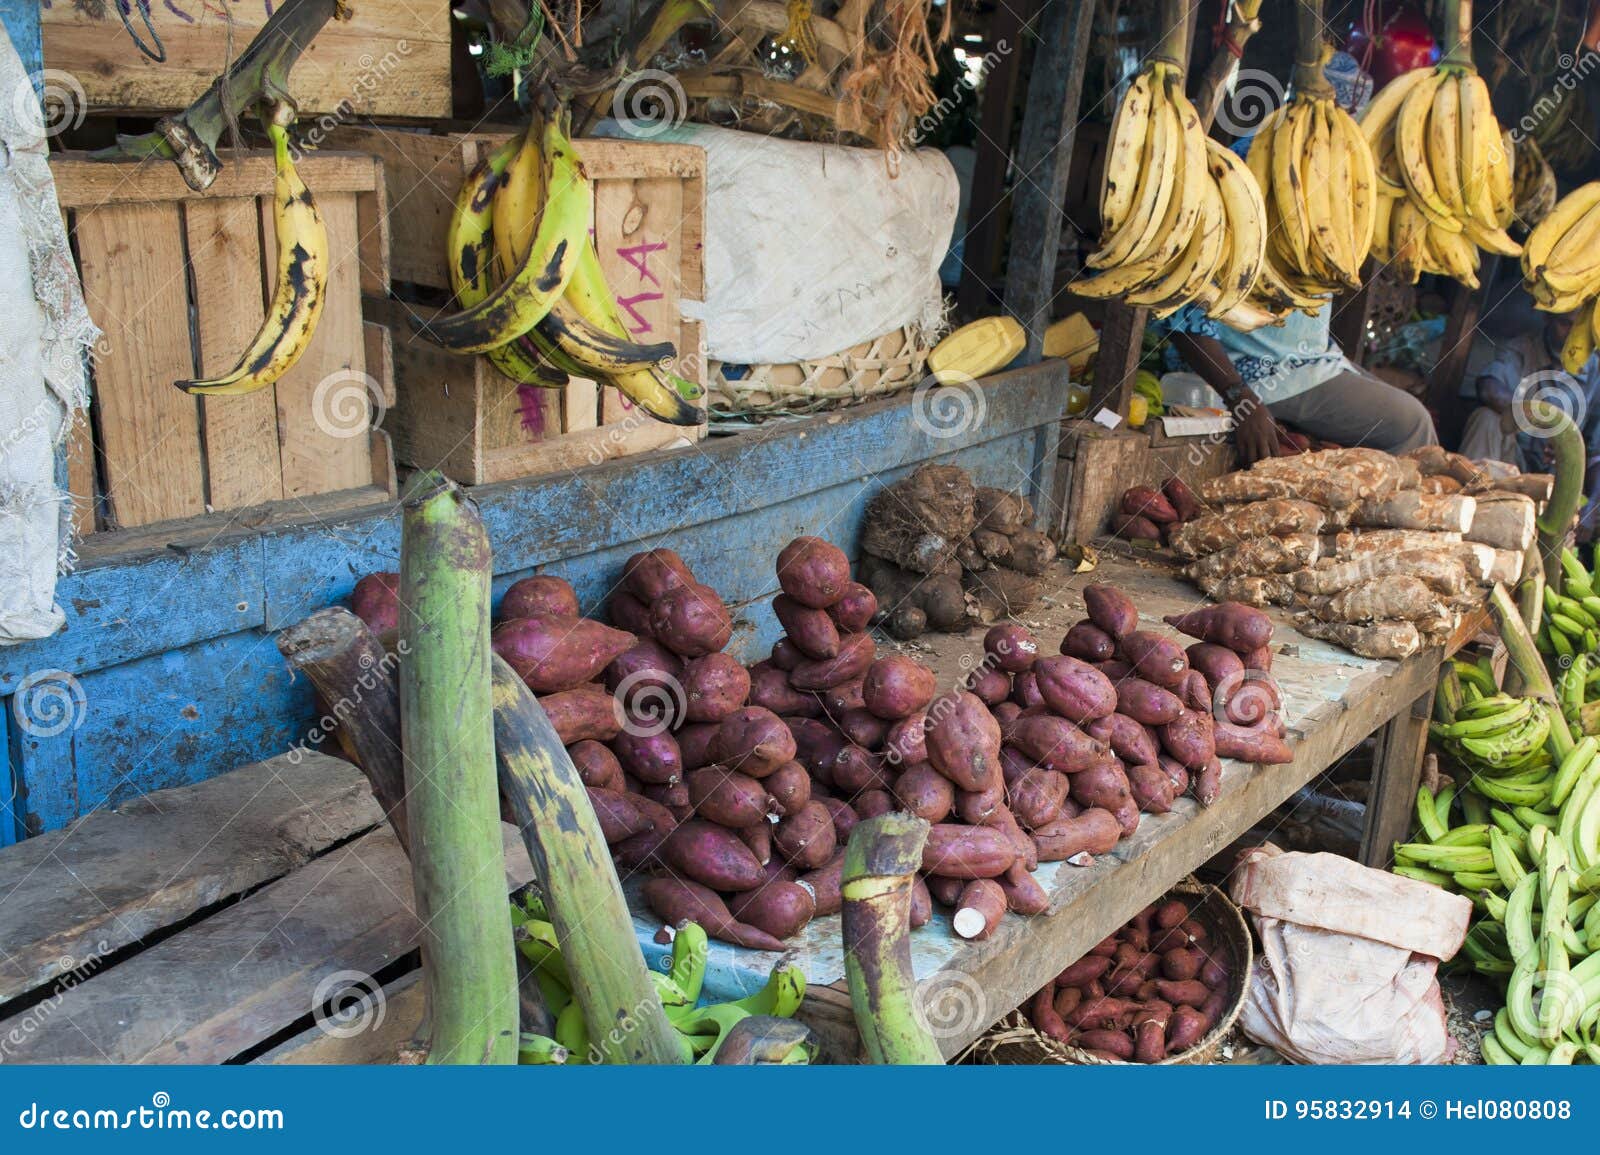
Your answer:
[1005,768,1068,830]
[1031,988,1072,1044]
[1166,1005,1207,1052]
[786,717,845,782]
[769,637,803,670]
[685,768,773,827]
[925,874,965,907]
[745,662,819,719]
[1122,485,1179,524]
[1163,602,1273,655]
[1077,1028,1135,1059]
[998,860,1050,916]
[500,574,580,620]
[350,572,401,634]
[798,853,844,916]
[623,549,695,603]
[1032,656,1118,723]
[604,638,685,702]
[992,701,1021,726]
[827,582,878,632]
[1185,642,1244,690]
[1178,670,1210,713]
[677,722,718,771]
[1154,979,1208,1009]
[1201,953,1230,990]
[739,820,773,865]
[711,707,797,777]
[952,879,1007,940]
[955,782,1003,825]
[764,760,812,816]
[1159,709,1216,770]
[1158,754,1190,796]
[1163,476,1202,522]
[660,820,765,891]
[883,712,929,766]
[1061,621,1116,662]
[1119,631,1189,689]
[818,678,866,715]
[1112,511,1161,541]
[642,779,691,818]
[855,789,895,819]
[1053,985,1082,1019]
[1162,948,1203,982]
[651,585,732,657]
[776,536,851,608]
[1114,677,1184,725]
[967,666,1012,707]
[920,823,1015,879]
[611,727,683,785]
[1084,584,1139,638]
[681,652,750,723]
[1011,670,1045,709]
[773,800,838,869]
[587,787,654,843]
[910,876,933,928]
[1098,658,1135,679]
[1064,996,1138,1030]
[608,590,656,637]
[831,743,892,794]
[925,691,1004,791]
[642,877,785,952]
[818,796,860,846]
[728,880,816,941]
[1133,1000,1173,1063]
[1126,762,1175,813]
[790,631,875,691]
[1070,758,1133,813]
[568,739,625,790]
[773,594,840,661]
[984,623,1041,672]
[1154,900,1187,929]
[538,685,624,743]
[494,614,637,693]
[893,762,956,822]
[1217,671,1284,729]
[862,655,937,720]
[1213,718,1294,764]
[1056,954,1113,987]
[1241,644,1273,672]
[1004,714,1106,773]
[1084,712,1159,765]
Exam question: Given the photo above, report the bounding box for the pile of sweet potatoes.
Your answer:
[1109,477,1203,545]
[1025,895,1235,1062]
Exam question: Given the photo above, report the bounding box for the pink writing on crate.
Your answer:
[608,238,670,411]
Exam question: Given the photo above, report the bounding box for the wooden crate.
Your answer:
[53,151,395,534]
[1053,420,1238,546]
[41,0,451,119]
[330,127,706,485]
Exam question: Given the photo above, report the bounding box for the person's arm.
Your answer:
[1171,331,1281,463]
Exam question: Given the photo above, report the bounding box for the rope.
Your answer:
[116,0,166,63]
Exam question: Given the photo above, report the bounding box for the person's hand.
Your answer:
[1232,401,1281,464]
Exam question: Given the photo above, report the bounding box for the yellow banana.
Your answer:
[1458,72,1497,226]
[1206,139,1267,317]
[1591,295,1600,351]
[1100,70,1154,238]
[1464,219,1522,258]
[492,130,544,289]
[1538,203,1600,296]
[1489,129,1516,227]
[1428,71,1466,219]
[1130,177,1226,314]
[1397,69,1462,228]
[1089,65,1178,270]
[1523,182,1600,279]
[1272,101,1314,272]
[176,116,327,396]
[1135,73,1207,272]
[1312,100,1358,285]
[1428,221,1479,287]
[1359,67,1430,149]
[1336,103,1378,268]
[1371,190,1394,261]
[1564,304,1595,374]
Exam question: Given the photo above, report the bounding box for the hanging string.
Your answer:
[116,0,167,63]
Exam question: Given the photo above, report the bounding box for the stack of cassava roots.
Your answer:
[1125,446,1552,659]
[346,539,1295,952]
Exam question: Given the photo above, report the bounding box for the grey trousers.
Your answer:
[1265,368,1439,454]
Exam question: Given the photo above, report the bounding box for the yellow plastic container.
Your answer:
[928,316,1026,384]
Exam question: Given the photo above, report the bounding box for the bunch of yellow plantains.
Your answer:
[511,893,812,1065]
[1360,0,1519,288]
[1521,184,1600,372]
[422,90,704,426]
[1073,61,1268,327]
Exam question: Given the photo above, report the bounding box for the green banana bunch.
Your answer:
[175,109,328,396]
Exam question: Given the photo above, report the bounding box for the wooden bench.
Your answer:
[0,553,1472,1064]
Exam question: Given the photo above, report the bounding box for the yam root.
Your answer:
[1292,615,1421,659]
[1169,501,1329,558]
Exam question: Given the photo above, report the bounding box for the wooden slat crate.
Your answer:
[330,126,707,485]
[41,0,451,119]
[53,151,396,534]
[1053,421,1238,546]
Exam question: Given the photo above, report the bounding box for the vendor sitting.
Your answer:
[1155,301,1438,464]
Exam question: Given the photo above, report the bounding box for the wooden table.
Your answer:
[0,553,1475,1064]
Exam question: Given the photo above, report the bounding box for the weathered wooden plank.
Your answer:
[256,972,424,1065]
[1360,688,1434,866]
[0,752,378,1005]
[186,198,284,510]
[0,706,16,849]
[13,630,316,834]
[0,826,532,1064]
[50,153,382,210]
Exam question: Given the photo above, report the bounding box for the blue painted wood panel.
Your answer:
[0,0,43,78]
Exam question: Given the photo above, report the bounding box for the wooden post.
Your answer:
[399,473,518,1065]
[1426,258,1499,448]
[1000,0,1097,361]
[954,0,1035,321]
[1083,303,1149,420]
[1358,688,1432,866]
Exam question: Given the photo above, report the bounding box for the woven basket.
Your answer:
[708,321,938,419]
[966,879,1252,1067]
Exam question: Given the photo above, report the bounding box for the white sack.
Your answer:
[595,121,956,364]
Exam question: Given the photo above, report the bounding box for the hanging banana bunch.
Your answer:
[1523,183,1600,372]
[1359,0,1518,288]
[422,86,705,426]
[1245,0,1377,303]
[175,102,329,396]
[1074,1,1268,323]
